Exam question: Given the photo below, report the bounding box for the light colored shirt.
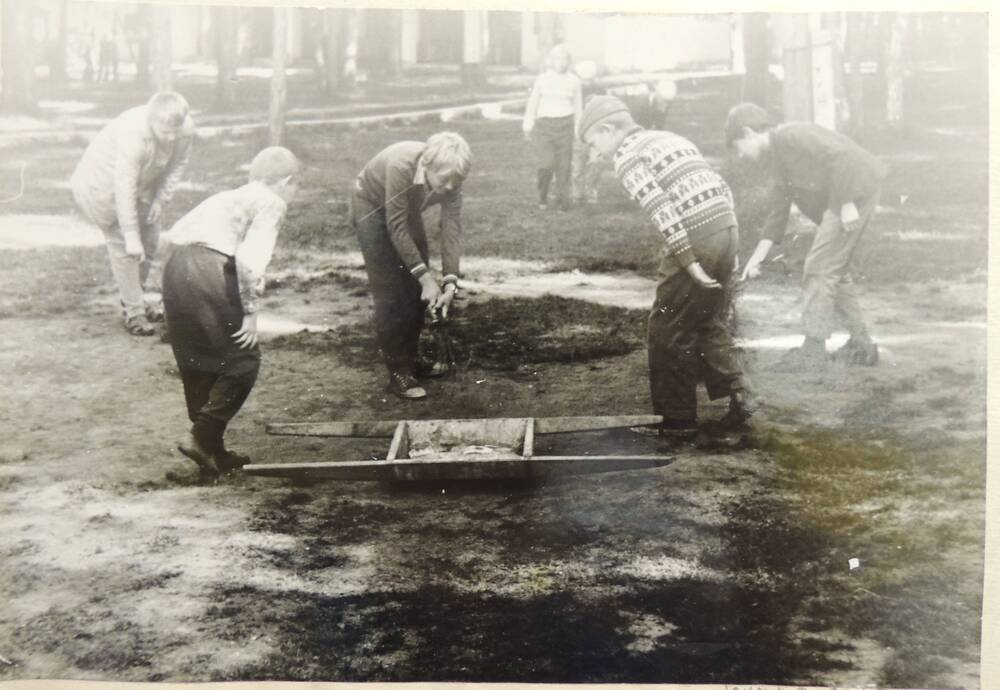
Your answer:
[523,70,583,133]
[70,105,195,238]
[156,182,287,314]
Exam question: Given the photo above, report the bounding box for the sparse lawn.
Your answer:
[0,67,987,687]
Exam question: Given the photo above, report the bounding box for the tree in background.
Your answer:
[50,0,70,86]
[741,13,770,107]
[1,0,36,111]
[269,7,288,146]
[150,4,173,91]
[215,6,239,108]
[881,13,909,125]
[843,13,871,134]
[342,9,361,90]
[319,8,344,96]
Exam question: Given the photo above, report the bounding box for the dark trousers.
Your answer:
[648,227,745,422]
[162,244,261,452]
[533,115,574,206]
[353,198,425,377]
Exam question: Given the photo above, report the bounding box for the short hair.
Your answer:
[548,44,570,62]
[422,131,472,179]
[146,91,190,128]
[725,102,772,147]
[249,146,301,185]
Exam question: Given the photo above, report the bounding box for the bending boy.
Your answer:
[152,147,300,478]
[579,96,752,438]
[71,91,195,336]
[726,102,887,367]
[352,132,472,400]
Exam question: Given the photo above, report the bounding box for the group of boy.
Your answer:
[70,50,885,477]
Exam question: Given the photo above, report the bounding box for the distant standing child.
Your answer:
[523,44,583,211]
[71,91,195,336]
[726,102,887,368]
[150,147,300,478]
[352,132,472,400]
[579,96,752,439]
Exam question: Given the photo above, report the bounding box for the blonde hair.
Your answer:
[249,146,300,185]
[547,44,571,70]
[422,132,472,179]
[146,91,189,128]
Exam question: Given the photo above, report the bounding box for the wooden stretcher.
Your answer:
[242,415,673,482]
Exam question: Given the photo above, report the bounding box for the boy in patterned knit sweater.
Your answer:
[579,95,752,438]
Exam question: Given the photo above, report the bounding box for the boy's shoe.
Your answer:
[177,432,220,478]
[832,337,879,366]
[630,419,697,440]
[386,372,427,400]
[145,301,165,323]
[715,390,755,432]
[414,359,448,379]
[124,314,156,337]
[217,448,251,472]
[772,343,828,372]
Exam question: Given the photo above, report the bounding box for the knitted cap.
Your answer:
[578,94,630,141]
[725,102,772,146]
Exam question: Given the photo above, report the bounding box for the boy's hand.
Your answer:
[232,313,259,350]
[741,256,763,281]
[686,261,722,289]
[146,201,164,226]
[123,232,145,261]
[434,285,457,319]
[841,202,861,233]
[419,273,442,307]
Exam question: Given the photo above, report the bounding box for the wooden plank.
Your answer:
[265,421,399,437]
[243,461,395,481]
[386,421,409,461]
[267,416,662,438]
[533,415,663,435]
[242,454,674,482]
[405,418,529,451]
[522,418,534,459]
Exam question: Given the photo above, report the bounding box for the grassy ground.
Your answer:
[0,66,988,687]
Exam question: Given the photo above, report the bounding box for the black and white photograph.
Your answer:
[0,1,992,688]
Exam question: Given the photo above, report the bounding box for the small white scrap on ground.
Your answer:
[849,557,861,570]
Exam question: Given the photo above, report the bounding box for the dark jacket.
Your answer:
[761,123,887,243]
[354,141,462,282]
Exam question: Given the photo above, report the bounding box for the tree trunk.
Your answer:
[883,13,907,124]
[1,0,36,110]
[461,10,487,88]
[150,4,173,91]
[385,10,403,78]
[268,7,288,146]
[741,13,769,107]
[342,9,360,89]
[321,8,343,94]
[215,6,238,108]
[50,0,70,86]
[844,12,868,133]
